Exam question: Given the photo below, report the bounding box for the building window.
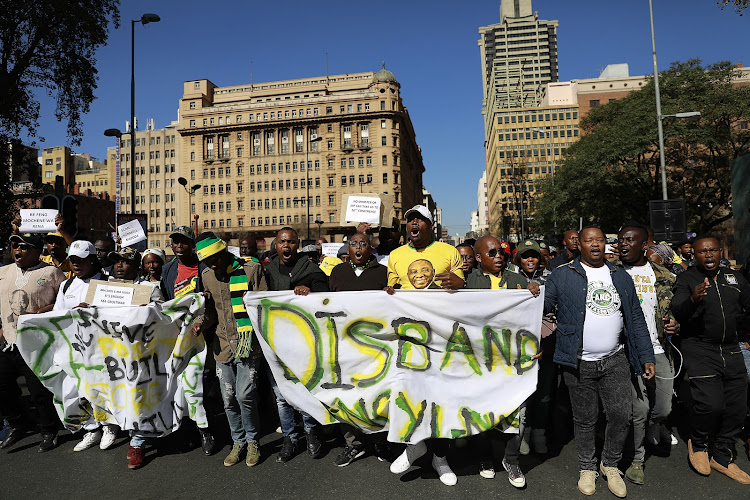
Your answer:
[382,155,387,166]
[589,100,600,108]
[383,173,388,184]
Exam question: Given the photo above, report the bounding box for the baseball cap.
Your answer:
[170,225,194,242]
[538,241,549,251]
[68,240,96,258]
[108,247,141,263]
[300,244,320,254]
[45,231,66,241]
[9,233,44,248]
[337,245,348,257]
[517,239,541,256]
[403,205,434,225]
[499,241,512,255]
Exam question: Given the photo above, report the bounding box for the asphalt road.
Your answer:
[2,417,749,500]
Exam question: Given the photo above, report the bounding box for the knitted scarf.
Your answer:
[226,256,253,358]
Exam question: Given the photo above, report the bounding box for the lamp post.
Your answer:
[178,177,202,237]
[533,126,556,229]
[359,178,373,193]
[130,13,160,215]
[104,128,122,218]
[314,219,324,239]
[306,135,323,241]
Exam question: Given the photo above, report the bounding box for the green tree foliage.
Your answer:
[718,0,748,15]
[533,60,750,234]
[0,0,120,243]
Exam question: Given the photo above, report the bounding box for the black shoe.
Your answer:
[277,436,297,463]
[199,429,217,455]
[38,432,58,453]
[659,424,672,446]
[306,429,323,458]
[0,427,26,450]
[334,444,365,467]
[372,440,393,462]
[646,424,660,447]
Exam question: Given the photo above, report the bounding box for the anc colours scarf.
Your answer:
[227,255,253,358]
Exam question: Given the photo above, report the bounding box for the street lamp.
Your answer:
[104,128,122,217]
[532,127,556,229]
[359,178,373,193]
[314,219,324,239]
[130,13,160,215]
[178,177,202,237]
[306,135,323,241]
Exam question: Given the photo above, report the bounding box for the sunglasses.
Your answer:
[348,240,369,248]
[11,242,35,251]
[483,248,506,258]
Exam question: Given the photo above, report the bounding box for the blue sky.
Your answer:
[29,0,748,235]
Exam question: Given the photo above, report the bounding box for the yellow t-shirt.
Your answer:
[488,273,507,289]
[40,254,73,279]
[319,256,342,276]
[387,241,464,289]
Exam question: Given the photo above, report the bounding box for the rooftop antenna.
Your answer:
[250,60,254,91]
[326,52,329,83]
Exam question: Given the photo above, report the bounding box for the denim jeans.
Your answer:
[268,366,317,442]
[216,356,262,445]
[740,342,750,384]
[130,432,147,448]
[631,352,674,462]
[562,349,632,470]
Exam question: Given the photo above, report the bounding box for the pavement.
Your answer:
[1,421,749,500]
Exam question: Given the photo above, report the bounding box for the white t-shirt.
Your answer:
[54,272,104,310]
[625,263,664,354]
[581,263,624,361]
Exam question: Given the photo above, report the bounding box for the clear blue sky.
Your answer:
[29,0,748,236]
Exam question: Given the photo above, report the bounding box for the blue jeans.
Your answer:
[130,432,147,448]
[740,342,750,383]
[268,366,317,442]
[216,356,262,445]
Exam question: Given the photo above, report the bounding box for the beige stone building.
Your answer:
[177,66,425,243]
[106,121,181,248]
[40,146,75,187]
[73,154,113,197]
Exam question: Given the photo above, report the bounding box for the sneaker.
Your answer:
[709,458,750,484]
[670,433,679,446]
[246,441,260,467]
[625,461,645,485]
[38,432,58,453]
[277,436,298,463]
[100,425,117,450]
[659,424,672,446]
[688,439,710,476]
[578,470,598,496]
[519,427,531,455]
[372,439,392,462]
[306,429,323,458]
[531,428,548,454]
[334,444,365,467]
[74,430,102,452]
[600,462,627,498]
[199,428,217,455]
[390,441,427,474]
[0,426,26,449]
[432,454,457,486]
[503,457,526,488]
[224,443,246,467]
[479,461,496,479]
[645,423,661,447]
[127,446,144,469]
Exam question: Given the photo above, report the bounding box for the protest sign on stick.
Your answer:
[118,219,147,248]
[19,209,58,233]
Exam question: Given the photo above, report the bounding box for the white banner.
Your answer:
[245,288,544,444]
[16,294,208,436]
[19,209,58,233]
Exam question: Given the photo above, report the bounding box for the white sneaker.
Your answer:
[390,441,427,474]
[432,454,457,486]
[74,430,102,452]
[100,425,118,450]
[519,427,531,455]
[531,428,548,454]
[670,433,678,445]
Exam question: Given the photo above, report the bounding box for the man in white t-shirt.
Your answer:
[544,227,655,498]
[616,223,678,485]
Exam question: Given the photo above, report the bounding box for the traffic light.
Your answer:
[40,195,59,211]
[61,195,78,238]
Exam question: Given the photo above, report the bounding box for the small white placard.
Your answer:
[321,243,345,257]
[345,196,381,225]
[91,284,135,307]
[19,209,58,233]
[118,219,147,248]
[228,245,241,257]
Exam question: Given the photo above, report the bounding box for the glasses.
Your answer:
[483,248,505,258]
[11,242,33,251]
[348,240,369,248]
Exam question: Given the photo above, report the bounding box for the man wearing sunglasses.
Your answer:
[0,233,66,452]
[672,235,750,483]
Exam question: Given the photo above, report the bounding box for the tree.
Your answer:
[718,0,748,15]
[533,60,750,234]
[0,0,120,242]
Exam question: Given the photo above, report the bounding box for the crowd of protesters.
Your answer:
[0,205,748,497]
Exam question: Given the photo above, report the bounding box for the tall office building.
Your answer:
[177,66,425,243]
[479,0,559,135]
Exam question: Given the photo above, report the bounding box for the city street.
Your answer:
[2,417,749,499]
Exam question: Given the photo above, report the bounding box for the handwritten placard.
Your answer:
[344,196,381,225]
[321,243,345,257]
[118,219,147,248]
[19,209,58,233]
[91,284,136,307]
[228,246,241,257]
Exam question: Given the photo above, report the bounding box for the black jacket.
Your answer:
[266,256,329,292]
[329,260,387,292]
[671,266,750,345]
